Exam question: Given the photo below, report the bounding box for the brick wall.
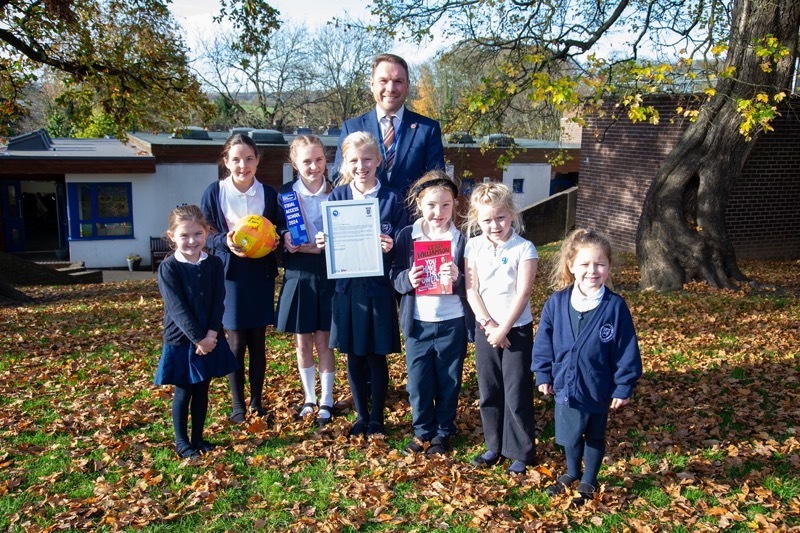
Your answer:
[578,95,800,259]
[445,146,580,183]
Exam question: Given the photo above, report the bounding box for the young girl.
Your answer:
[532,229,642,506]
[155,205,238,458]
[276,135,337,427]
[200,134,282,423]
[390,171,473,455]
[316,131,407,438]
[464,182,538,475]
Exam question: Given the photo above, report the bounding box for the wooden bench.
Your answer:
[150,236,171,272]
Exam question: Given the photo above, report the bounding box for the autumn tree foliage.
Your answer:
[369,0,800,292]
[0,0,212,138]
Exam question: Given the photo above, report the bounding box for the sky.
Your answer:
[168,0,441,64]
[170,0,364,28]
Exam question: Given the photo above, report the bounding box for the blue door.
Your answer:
[0,181,25,252]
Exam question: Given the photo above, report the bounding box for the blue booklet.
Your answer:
[280,191,310,245]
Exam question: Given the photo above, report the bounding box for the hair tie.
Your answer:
[414,177,459,200]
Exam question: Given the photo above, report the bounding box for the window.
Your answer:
[67,183,133,239]
[461,179,475,196]
[513,179,524,193]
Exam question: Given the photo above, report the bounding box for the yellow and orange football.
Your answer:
[231,215,278,258]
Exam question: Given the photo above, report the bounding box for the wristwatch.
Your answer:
[479,317,493,327]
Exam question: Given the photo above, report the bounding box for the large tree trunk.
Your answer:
[0,270,32,304]
[636,0,800,292]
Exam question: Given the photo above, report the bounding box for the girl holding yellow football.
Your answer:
[200,134,283,423]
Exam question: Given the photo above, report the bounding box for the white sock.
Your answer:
[299,365,317,405]
[319,371,335,412]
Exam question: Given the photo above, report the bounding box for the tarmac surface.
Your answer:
[101,269,158,283]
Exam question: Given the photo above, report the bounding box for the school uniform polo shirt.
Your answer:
[464,230,538,327]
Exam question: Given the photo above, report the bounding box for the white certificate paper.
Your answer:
[321,198,383,279]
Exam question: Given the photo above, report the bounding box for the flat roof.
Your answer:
[129,131,342,148]
[130,130,580,150]
[0,137,156,174]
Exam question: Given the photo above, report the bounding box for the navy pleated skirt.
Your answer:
[276,252,334,333]
[329,279,401,356]
[154,336,239,385]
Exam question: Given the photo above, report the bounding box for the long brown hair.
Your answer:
[219,134,260,178]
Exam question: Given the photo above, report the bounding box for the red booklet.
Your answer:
[413,240,453,295]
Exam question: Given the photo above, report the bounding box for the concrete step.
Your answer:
[67,270,104,284]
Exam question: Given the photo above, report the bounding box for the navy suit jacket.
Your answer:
[332,108,445,197]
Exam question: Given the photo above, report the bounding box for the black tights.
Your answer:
[172,380,210,449]
[565,436,606,487]
[346,353,388,425]
[227,327,267,415]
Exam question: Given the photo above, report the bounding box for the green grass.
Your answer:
[1,263,799,531]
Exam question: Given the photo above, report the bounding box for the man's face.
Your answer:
[370,60,409,115]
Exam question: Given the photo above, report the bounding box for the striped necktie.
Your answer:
[384,115,396,172]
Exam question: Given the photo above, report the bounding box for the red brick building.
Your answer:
[577,95,800,259]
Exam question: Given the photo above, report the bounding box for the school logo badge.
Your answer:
[381,222,392,234]
[501,257,508,264]
[599,324,615,343]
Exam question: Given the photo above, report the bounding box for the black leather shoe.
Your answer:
[347,420,368,437]
[366,422,386,436]
[403,438,428,455]
[572,482,596,506]
[426,436,450,455]
[193,440,217,454]
[176,444,199,459]
[546,474,577,496]
[471,451,503,468]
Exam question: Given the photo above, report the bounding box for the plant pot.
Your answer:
[127,259,141,272]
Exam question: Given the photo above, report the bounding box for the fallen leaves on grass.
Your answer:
[0,258,798,531]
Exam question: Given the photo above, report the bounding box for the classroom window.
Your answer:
[513,179,524,193]
[67,183,134,239]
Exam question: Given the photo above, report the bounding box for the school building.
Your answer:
[0,128,579,270]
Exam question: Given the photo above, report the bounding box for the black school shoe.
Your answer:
[572,482,596,506]
[403,438,429,455]
[192,440,217,454]
[250,404,269,417]
[295,402,316,421]
[316,405,337,428]
[175,443,200,459]
[366,421,386,436]
[426,436,450,455]
[546,474,578,497]
[347,419,368,437]
[471,450,503,468]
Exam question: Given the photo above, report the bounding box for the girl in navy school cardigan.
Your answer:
[532,229,642,506]
[155,205,238,459]
[390,170,474,456]
[315,131,407,438]
[200,134,282,423]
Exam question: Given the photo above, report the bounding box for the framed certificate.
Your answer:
[321,198,383,279]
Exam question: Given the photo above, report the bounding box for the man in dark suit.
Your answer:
[332,54,445,198]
